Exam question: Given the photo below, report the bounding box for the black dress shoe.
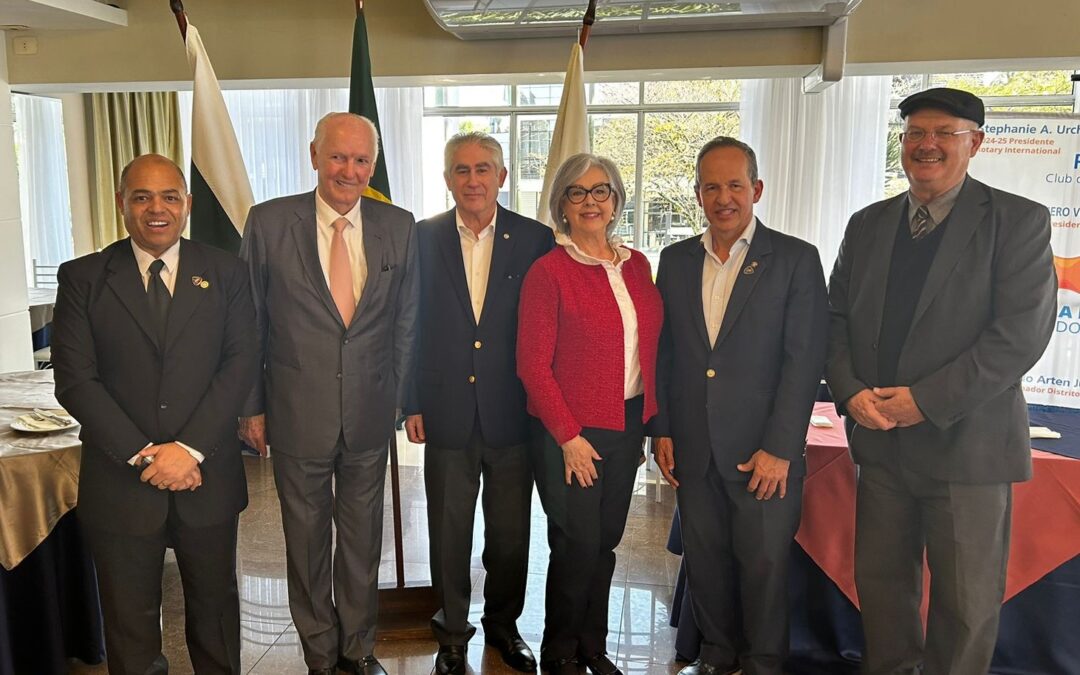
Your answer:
[582,653,622,675]
[435,644,467,675]
[539,656,580,674]
[337,655,388,675]
[677,659,739,675]
[308,669,336,675]
[485,633,537,672]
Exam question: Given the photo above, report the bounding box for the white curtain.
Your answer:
[179,87,425,216]
[741,76,891,274]
[12,94,75,281]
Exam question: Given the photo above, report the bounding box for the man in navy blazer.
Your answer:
[404,132,553,675]
[650,137,828,675]
[52,154,257,674]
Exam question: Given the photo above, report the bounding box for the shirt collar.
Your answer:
[455,206,498,241]
[556,232,631,268]
[131,238,181,277]
[701,218,756,265]
[907,176,965,225]
[314,190,363,230]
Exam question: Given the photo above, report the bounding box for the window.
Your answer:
[12,93,75,287]
[421,81,741,261]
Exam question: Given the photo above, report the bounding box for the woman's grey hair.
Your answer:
[548,153,626,237]
[443,131,505,176]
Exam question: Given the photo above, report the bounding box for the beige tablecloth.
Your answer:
[0,370,80,570]
[28,287,57,333]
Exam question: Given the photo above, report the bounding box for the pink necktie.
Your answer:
[330,217,355,326]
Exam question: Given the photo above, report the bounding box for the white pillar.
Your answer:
[0,33,35,373]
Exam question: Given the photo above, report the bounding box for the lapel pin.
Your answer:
[192,276,210,289]
[743,265,755,275]
[200,281,210,289]
[503,233,510,239]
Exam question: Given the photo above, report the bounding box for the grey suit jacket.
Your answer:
[826,176,1057,484]
[240,191,419,457]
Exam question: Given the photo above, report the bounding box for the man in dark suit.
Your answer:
[826,88,1056,675]
[651,137,828,675]
[238,113,418,675]
[51,154,257,674]
[404,131,553,675]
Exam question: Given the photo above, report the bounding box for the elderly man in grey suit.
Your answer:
[238,112,419,675]
[827,88,1056,675]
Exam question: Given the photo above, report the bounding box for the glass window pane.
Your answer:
[424,85,510,108]
[641,111,739,260]
[884,110,907,198]
[587,82,639,106]
[515,115,555,219]
[421,115,511,219]
[518,84,563,107]
[928,71,1074,97]
[589,113,637,242]
[645,79,741,105]
[891,74,925,99]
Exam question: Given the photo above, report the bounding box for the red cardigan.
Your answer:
[517,246,663,445]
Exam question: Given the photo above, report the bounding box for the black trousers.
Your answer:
[676,457,803,675]
[537,397,643,662]
[425,419,533,646]
[82,501,240,675]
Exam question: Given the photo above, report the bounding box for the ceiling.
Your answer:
[0,0,127,31]
[423,0,861,40]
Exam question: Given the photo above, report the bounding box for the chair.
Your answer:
[32,259,59,288]
[34,346,52,369]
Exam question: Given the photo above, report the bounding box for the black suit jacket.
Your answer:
[649,221,829,480]
[52,238,258,535]
[404,206,554,449]
[826,176,1057,483]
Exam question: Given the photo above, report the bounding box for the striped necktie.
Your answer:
[911,205,933,240]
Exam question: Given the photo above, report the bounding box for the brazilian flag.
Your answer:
[349,6,392,204]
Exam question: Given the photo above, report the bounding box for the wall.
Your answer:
[0,32,35,373]
[6,0,1080,89]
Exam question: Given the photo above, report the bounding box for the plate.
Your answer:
[10,410,79,433]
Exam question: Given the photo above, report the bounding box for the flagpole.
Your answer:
[169,0,187,40]
[579,0,597,48]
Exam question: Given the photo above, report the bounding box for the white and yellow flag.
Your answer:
[536,42,589,228]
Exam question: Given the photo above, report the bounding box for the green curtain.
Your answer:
[89,92,183,249]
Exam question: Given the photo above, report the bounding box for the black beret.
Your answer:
[898,87,985,127]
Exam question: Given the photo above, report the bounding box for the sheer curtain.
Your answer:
[178,87,425,216]
[741,76,891,274]
[12,94,75,282]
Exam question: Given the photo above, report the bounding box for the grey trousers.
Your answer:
[273,436,388,670]
[855,462,1011,675]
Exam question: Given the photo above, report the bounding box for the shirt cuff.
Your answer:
[176,442,205,464]
[128,442,153,466]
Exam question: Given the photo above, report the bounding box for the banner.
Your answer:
[970,114,1080,407]
[536,43,589,228]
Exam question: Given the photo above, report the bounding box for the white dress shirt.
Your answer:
[556,233,643,400]
[701,219,756,348]
[456,209,498,323]
[128,239,205,465]
[315,192,367,305]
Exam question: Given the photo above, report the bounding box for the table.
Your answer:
[669,403,1080,674]
[28,287,56,334]
[0,370,104,675]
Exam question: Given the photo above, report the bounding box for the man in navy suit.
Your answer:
[52,154,257,674]
[650,137,828,675]
[404,132,553,675]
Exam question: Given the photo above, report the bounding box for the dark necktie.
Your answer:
[911,205,933,240]
[147,259,170,343]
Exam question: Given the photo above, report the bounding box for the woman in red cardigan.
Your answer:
[517,153,663,675]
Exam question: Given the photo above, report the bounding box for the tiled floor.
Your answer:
[71,432,686,674]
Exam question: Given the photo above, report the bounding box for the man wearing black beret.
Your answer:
[826,88,1057,674]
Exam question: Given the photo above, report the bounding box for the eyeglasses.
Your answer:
[564,183,614,204]
[899,129,979,144]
